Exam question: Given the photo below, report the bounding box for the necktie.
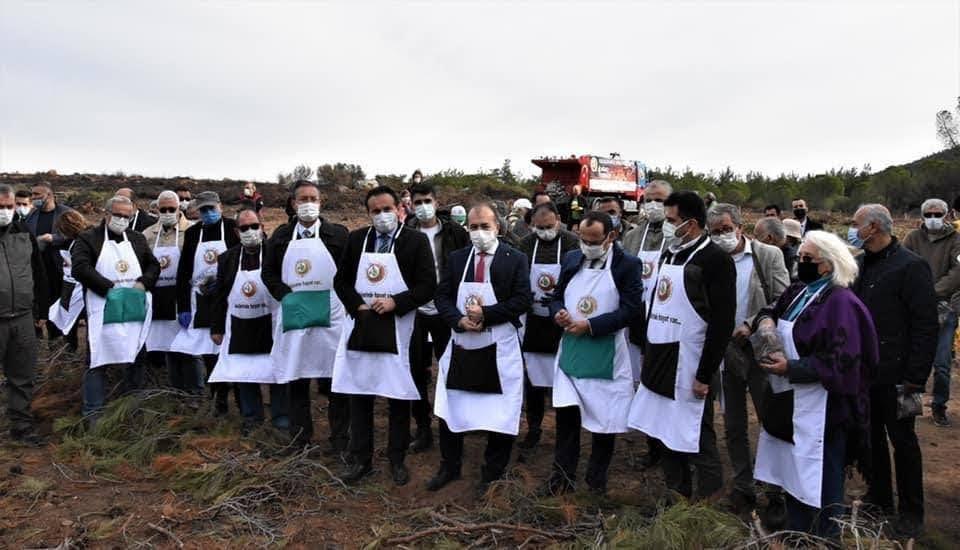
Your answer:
[377,234,391,253]
[302,229,313,239]
[474,252,486,283]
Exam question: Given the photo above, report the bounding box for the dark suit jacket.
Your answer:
[176,218,240,313]
[262,217,349,301]
[547,242,645,338]
[802,218,824,234]
[72,220,161,298]
[131,208,159,233]
[436,241,532,330]
[334,225,437,317]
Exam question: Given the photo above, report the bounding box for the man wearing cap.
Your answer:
[781,219,803,280]
[115,188,159,233]
[171,191,239,414]
[508,198,533,241]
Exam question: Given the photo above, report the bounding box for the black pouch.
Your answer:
[151,286,178,321]
[641,342,679,399]
[347,310,399,354]
[521,314,562,354]
[446,343,502,394]
[60,281,77,311]
[761,387,795,443]
[228,314,274,355]
[193,292,215,329]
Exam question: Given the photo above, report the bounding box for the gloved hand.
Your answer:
[178,312,192,329]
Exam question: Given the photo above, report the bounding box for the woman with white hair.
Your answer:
[750,230,879,536]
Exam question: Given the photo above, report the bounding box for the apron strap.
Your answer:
[362,225,403,253]
[236,244,263,277]
[679,236,711,267]
[103,224,129,244]
[532,237,562,265]
[293,221,322,241]
[460,248,476,284]
[155,222,179,249]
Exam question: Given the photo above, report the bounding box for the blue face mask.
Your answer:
[846,226,864,248]
[609,214,621,230]
[200,209,222,226]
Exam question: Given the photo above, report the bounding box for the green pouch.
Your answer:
[558,333,616,380]
[103,287,147,325]
[282,290,331,332]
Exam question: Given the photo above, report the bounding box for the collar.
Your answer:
[864,236,898,260]
[669,233,702,254]
[732,237,753,260]
[296,220,321,237]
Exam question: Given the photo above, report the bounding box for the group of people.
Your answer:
[1,175,957,540]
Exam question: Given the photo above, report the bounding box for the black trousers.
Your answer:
[660,388,723,498]
[410,312,451,430]
[203,354,240,411]
[523,372,546,433]
[868,384,924,522]
[349,395,409,465]
[553,406,616,489]
[438,420,514,481]
[288,378,350,449]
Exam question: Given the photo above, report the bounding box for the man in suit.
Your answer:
[115,188,159,233]
[707,203,790,514]
[25,181,73,339]
[333,186,437,486]
[791,198,823,235]
[429,203,532,491]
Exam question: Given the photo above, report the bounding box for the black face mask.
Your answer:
[793,208,807,220]
[797,261,821,284]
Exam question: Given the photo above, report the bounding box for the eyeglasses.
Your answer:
[238,223,261,232]
[158,207,178,214]
[923,212,945,219]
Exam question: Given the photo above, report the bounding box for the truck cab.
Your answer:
[532,154,647,213]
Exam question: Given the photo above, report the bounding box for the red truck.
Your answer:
[532,154,648,214]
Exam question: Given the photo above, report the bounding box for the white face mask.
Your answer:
[15,206,30,218]
[108,215,130,235]
[534,227,558,241]
[243,188,254,197]
[0,208,14,227]
[179,200,190,212]
[159,212,178,228]
[470,229,498,253]
[643,201,665,223]
[239,229,262,248]
[297,202,320,223]
[373,211,398,234]
[662,222,676,238]
[924,216,945,232]
[710,231,740,253]
[580,239,608,261]
[414,203,435,222]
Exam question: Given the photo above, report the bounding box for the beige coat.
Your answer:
[142,215,192,251]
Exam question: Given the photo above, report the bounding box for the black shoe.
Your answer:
[9,429,44,447]
[341,462,373,484]
[761,494,787,531]
[426,465,461,491]
[409,428,433,453]
[517,428,542,450]
[391,463,410,487]
[933,407,951,427]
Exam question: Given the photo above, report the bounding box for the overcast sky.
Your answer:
[1,1,958,182]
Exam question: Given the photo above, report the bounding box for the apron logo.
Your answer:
[464,293,484,308]
[536,273,556,291]
[158,255,172,270]
[366,262,386,283]
[241,280,257,298]
[115,260,130,274]
[656,276,673,303]
[642,260,654,279]
[203,249,219,265]
[576,296,597,316]
[295,259,312,277]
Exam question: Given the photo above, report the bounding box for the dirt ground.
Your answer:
[0,205,957,548]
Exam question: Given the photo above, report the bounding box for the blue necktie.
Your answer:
[377,234,391,253]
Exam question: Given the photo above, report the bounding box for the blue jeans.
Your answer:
[82,362,145,416]
[785,425,847,537]
[164,352,205,394]
[933,311,957,411]
[237,383,290,429]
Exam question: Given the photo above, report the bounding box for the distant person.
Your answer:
[782,219,803,280]
[952,196,960,231]
[755,217,796,280]
[704,191,717,210]
[148,200,159,218]
[25,181,73,339]
[14,190,32,224]
[175,186,199,222]
[507,198,532,241]
[593,196,633,240]
[241,182,264,213]
[902,198,960,427]
[791,198,823,235]
[115,188,159,232]
[450,205,467,226]
[763,204,782,218]
[560,185,585,230]
[532,191,552,206]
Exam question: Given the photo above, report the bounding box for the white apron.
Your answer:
[627,238,710,453]
[521,238,563,388]
[628,224,667,381]
[86,227,153,368]
[145,225,182,352]
[271,225,344,382]
[169,221,226,356]
[435,248,525,434]
[754,289,829,508]
[552,250,634,434]
[209,247,280,383]
[48,244,84,334]
[332,227,419,400]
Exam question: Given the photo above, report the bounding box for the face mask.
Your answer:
[793,208,807,220]
[608,214,621,230]
[924,216,944,231]
[243,188,254,197]
[33,199,45,209]
[15,206,30,218]
[200,209,221,226]
[534,227,558,241]
[797,261,822,284]
[373,211,398,234]
[179,200,190,212]
[711,232,739,253]
[0,209,13,227]
[470,229,498,253]
[452,214,466,225]
[239,229,262,248]
[414,203,435,222]
[673,219,693,241]
[643,201,665,223]
[297,202,320,223]
[846,227,864,248]
[108,215,130,235]
[159,212,178,228]
[580,241,607,261]
[662,222,676,238]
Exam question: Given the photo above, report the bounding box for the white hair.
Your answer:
[856,204,893,235]
[647,179,673,194]
[105,195,133,210]
[921,198,948,214]
[707,203,742,226]
[803,230,859,288]
[157,190,180,205]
